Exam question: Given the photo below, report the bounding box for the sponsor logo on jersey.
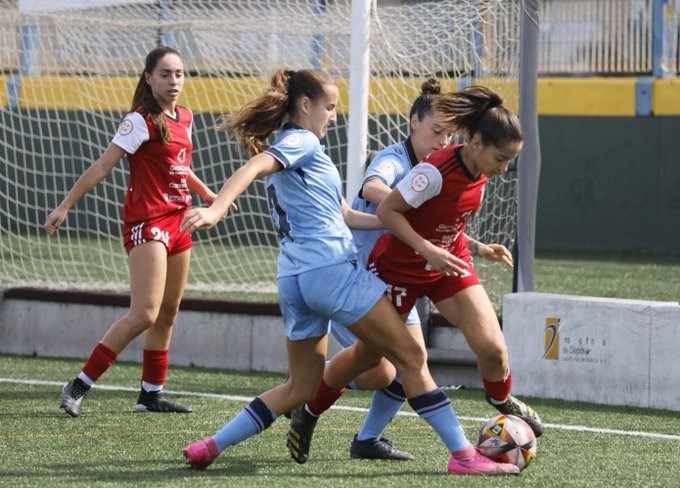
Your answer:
[169,178,188,190]
[177,147,187,164]
[164,193,191,204]
[169,164,189,175]
[281,133,303,147]
[118,118,134,136]
[435,224,456,233]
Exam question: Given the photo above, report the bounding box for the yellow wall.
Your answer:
[19,76,137,110]
[0,76,7,107]
[653,78,680,115]
[8,74,680,116]
[537,77,637,116]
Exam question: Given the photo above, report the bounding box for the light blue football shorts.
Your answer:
[278,259,387,341]
[330,306,421,348]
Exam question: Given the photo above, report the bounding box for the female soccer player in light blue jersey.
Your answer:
[180,68,518,476]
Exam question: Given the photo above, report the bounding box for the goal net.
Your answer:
[0,0,522,308]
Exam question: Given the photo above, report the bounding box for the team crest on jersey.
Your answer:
[177,147,186,164]
[376,160,397,179]
[411,172,429,192]
[281,133,303,147]
[118,119,133,136]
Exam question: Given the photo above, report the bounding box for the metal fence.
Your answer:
[1,0,679,77]
[539,0,680,75]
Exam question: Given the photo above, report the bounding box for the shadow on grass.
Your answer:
[0,455,442,483]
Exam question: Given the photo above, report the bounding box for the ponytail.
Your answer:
[433,85,522,147]
[219,67,334,156]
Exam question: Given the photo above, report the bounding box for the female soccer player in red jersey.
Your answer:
[328,79,516,461]
[370,85,543,436]
[44,46,216,417]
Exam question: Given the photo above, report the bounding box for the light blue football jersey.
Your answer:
[350,137,419,263]
[264,123,358,277]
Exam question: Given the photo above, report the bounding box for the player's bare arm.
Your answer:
[182,152,279,232]
[44,143,125,235]
[466,234,513,268]
[360,177,391,206]
[377,188,468,276]
[187,170,218,204]
[341,198,384,230]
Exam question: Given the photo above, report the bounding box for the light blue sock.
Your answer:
[408,388,469,452]
[213,397,276,451]
[357,381,406,441]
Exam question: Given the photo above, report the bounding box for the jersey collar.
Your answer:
[403,136,419,168]
[455,145,483,181]
[282,122,303,131]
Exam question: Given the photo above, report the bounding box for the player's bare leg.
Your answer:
[435,286,543,436]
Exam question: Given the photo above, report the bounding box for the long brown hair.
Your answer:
[218,67,334,156]
[130,46,183,145]
[433,85,522,147]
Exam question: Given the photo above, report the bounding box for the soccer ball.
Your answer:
[476,414,537,470]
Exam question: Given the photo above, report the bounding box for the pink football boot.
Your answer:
[448,446,520,475]
[183,436,219,470]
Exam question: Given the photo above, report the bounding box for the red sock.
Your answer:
[307,379,346,416]
[482,368,512,403]
[82,342,118,382]
[142,349,169,385]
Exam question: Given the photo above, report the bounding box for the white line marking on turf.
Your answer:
[3,377,679,441]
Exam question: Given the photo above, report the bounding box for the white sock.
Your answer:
[77,372,94,387]
[142,381,163,392]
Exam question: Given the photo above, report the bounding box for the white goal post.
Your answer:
[0,0,537,308]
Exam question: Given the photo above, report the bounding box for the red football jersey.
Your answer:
[370,143,487,284]
[112,106,193,223]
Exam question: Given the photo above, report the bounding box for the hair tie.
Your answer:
[487,95,503,110]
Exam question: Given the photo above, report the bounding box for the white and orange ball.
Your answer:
[476,414,537,470]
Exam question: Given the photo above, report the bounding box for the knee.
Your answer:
[155,302,180,328]
[477,341,508,367]
[392,341,428,372]
[126,309,159,334]
[409,343,428,368]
